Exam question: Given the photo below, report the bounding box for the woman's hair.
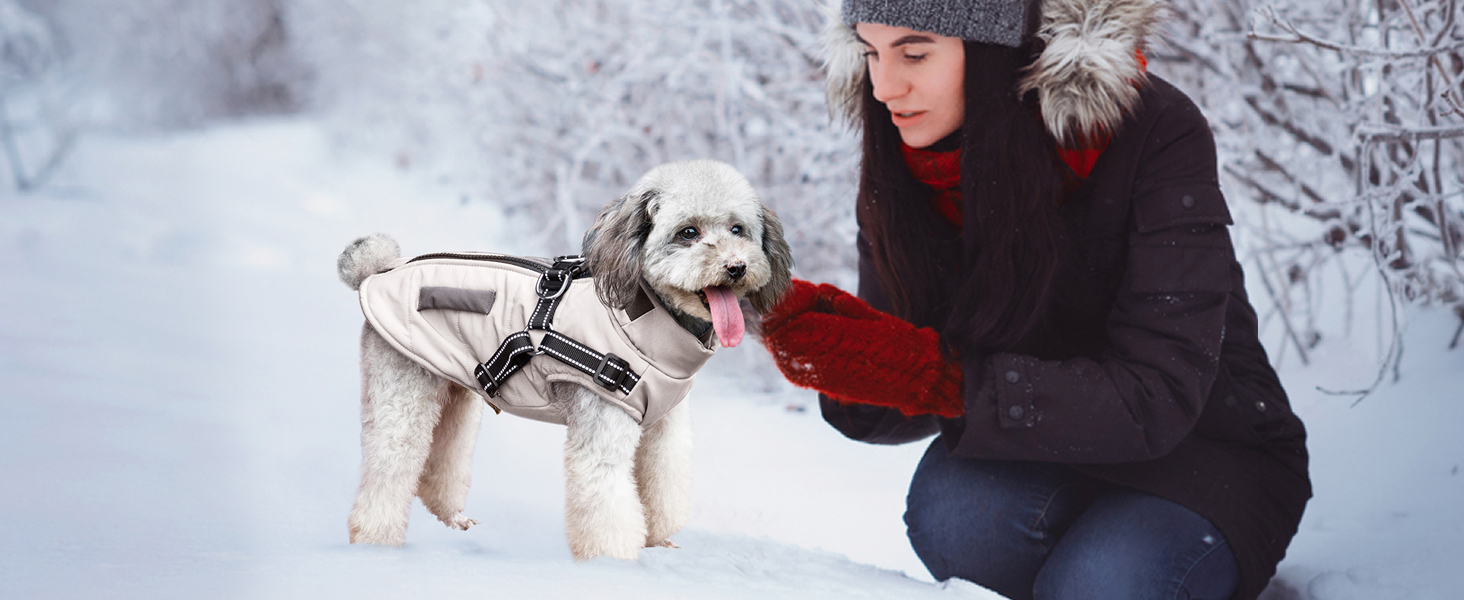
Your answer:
[856,39,1069,355]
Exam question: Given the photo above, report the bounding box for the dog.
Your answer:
[336,159,792,560]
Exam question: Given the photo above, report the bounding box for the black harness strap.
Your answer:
[473,331,535,398]
[527,256,588,330]
[471,254,641,400]
[539,331,639,394]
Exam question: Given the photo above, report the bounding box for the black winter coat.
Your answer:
[821,76,1310,600]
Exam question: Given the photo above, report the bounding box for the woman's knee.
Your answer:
[904,440,1094,596]
[1033,490,1238,600]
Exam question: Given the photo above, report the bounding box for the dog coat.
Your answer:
[358,253,717,428]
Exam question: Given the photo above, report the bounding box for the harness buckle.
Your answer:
[592,353,630,391]
[473,363,500,397]
[552,255,587,279]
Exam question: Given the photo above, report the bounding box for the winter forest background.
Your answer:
[2,1,1461,599]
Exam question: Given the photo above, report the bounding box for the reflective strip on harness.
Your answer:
[527,256,587,330]
[474,331,535,397]
[473,255,639,398]
[539,331,639,394]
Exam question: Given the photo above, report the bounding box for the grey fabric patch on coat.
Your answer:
[418,286,497,314]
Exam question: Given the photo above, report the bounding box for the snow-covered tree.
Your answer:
[1155,0,1464,388]
[4,0,311,191]
[29,0,306,128]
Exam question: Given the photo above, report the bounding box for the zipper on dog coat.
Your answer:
[358,253,717,428]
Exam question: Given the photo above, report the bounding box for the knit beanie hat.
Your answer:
[841,0,1029,48]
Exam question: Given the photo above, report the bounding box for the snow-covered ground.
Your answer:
[1,120,1460,599]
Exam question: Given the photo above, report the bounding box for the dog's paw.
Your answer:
[569,528,646,561]
[443,510,479,531]
[348,523,407,546]
[647,539,679,549]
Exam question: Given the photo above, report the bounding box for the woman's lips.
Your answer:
[891,110,925,128]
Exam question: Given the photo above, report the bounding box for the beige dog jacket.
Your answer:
[358,253,716,428]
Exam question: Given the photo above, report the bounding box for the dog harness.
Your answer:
[357,253,717,428]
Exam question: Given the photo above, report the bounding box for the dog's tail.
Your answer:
[338,233,401,291]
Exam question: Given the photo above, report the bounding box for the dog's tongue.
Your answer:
[704,285,743,348]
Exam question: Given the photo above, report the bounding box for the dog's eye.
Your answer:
[730,225,744,236]
[677,226,699,241]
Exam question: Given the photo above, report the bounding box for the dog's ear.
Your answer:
[585,189,657,309]
[748,203,794,314]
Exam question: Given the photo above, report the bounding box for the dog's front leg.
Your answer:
[635,400,692,548]
[560,383,646,560]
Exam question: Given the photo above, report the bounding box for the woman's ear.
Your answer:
[584,189,657,309]
[749,204,794,314]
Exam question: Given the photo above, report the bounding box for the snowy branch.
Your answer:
[1250,5,1464,60]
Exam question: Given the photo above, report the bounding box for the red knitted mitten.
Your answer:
[759,278,825,338]
[761,280,964,418]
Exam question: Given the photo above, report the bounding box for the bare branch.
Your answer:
[1243,95,1335,155]
[1454,304,1464,349]
[1254,149,1332,205]
[1250,6,1464,60]
[1223,163,1342,220]
[1252,256,1312,365]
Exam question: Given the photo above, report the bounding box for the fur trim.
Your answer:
[1017,0,1165,145]
[821,0,868,126]
[820,0,1164,143]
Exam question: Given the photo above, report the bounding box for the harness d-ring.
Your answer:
[536,270,571,300]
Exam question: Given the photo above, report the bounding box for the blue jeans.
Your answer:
[905,439,1238,600]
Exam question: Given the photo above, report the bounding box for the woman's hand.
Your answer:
[760,279,964,418]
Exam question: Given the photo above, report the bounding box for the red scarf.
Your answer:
[901,141,1107,228]
[901,143,964,226]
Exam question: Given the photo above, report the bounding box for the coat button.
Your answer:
[1005,370,1021,383]
[1181,194,1196,209]
[1223,395,1237,408]
[1255,401,1267,412]
[1008,405,1025,420]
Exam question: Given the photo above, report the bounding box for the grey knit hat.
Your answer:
[841,0,1029,47]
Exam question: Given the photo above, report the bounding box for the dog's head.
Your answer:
[583,160,793,348]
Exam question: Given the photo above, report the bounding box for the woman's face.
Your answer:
[855,22,965,149]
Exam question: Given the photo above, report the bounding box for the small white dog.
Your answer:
[337,160,792,560]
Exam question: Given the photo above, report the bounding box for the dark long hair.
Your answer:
[856,39,1069,355]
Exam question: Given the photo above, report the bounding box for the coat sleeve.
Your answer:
[818,229,942,445]
[948,99,1236,464]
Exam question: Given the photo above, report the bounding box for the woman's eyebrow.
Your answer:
[852,32,938,48]
[891,34,937,47]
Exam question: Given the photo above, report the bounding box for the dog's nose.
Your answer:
[726,262,746,280]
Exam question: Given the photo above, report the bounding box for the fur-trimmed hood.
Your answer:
[822,0,1165,145]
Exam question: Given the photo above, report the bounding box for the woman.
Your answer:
[759,1,1310,599]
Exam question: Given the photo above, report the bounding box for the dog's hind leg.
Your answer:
[348,326,446,546]
[635,400,692,548]
[560,383,647,560]
[418,383,483,531]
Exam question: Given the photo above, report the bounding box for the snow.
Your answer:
[1,120,1461,599]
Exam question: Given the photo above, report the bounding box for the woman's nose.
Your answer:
[869,61,908,104]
